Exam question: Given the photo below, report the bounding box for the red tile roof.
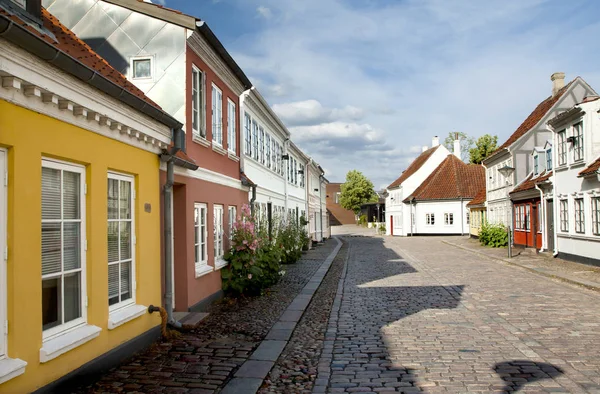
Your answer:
[466,185,487,207]
[578,157,600,177]
[388,146,440,189]
[0,7,161,109]
[510,171,552,194]
[404,155,485,202]
[487,80,575,161]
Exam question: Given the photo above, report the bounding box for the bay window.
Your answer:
[41,159,86,337]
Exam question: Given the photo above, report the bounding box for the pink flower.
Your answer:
[243,240,248,245]
[247,274,252,279]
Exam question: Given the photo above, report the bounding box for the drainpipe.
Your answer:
[250,184,257,216]
[163,156,179,328]
[535,183,545,252]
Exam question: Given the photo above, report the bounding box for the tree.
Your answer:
[444,132,475,162]
[340,170,377,215]
[469,134,498,164]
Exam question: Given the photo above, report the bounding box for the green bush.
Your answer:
[378,223,386,234]
[277,220,303,264]
[357,214,367,226]
[479,222,508,247]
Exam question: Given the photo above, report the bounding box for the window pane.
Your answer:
[63,222,81,271]
[108,178,119,219]
[42,278,62,330]
[119,180,131,219]
[120,261,132,302]
[42,223,62,275]
[108,221,119,263]
[64,272,81,323]
[42,167,61,220]
[63,170,80,220]
[120,222,131,260]
[133,59,151,78]
[108,264,119,305]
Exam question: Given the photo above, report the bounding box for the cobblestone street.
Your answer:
[315,230,600,393]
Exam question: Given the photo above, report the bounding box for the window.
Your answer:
[574,198,584,233]
[515,205,522,230]
[559,200,568,232]
[537,203,542,233]
[557,130,566,166]
[444,213,453,225]
[194,203,208,273]
[131,57,152,79]
[534,155,539,175]
[259,127,265,164]
[252,120,259,160]
[266,134,271,168]
[191,66,205,138]
[214,205,224,263]
[592,197,600,235]
[212,85,223,145]
[107,173,135,309]
[228,206,237,237]
[293,159,298,185]
[271,139,276,172]
[426,213,435,226]
[244,113,252,156]
[300,164,305,187]
[276,143,281,174]
[573,122,583,162]
[524,205,530,231]
[546,148,552,170]
[42,159,86,338]
[227,99,236,154]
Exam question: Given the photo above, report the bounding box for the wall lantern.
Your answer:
[314,188,319,192]
[297,169,304,174]
[281,154,290,160]
[566,136,576,144]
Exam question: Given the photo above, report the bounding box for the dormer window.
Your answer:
[572,121,583,162]
[546,147,552,170]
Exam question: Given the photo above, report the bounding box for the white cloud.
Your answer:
[257,6,273,19]
[273,100,364,126]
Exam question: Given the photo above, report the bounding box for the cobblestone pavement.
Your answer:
[259,242,348,394]
[319,234,600,393]
[70,240,338,394]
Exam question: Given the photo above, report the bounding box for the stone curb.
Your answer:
[221,237,344,394]
[442,240,600,293]
[311,240,351,394]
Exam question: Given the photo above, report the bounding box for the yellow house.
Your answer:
[0,3,191,391]
[468,186,487,237]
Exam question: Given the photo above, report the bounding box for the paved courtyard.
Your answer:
[316,230,600,393]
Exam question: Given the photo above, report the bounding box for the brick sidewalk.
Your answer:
[443,236,600,291]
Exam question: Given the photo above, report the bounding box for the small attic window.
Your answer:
[131,57,153,80]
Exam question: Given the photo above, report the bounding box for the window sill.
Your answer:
[215,259,228,270]
[192,135,210,147]
[195,264,214,278]
[0,357,27,384]
[40,324,101,363]
[228,151,239,162]
[108,304,147,330]
[212,143,227,155]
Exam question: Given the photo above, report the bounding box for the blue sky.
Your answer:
[156,0,600,190]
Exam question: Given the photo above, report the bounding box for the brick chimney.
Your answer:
[453,132,460,159]
[551,72,565,97]
[432,136,439,147]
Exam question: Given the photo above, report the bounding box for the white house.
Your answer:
[307,159,328,241]
[403,155,485,235]
[483,72,597,227]
[286,141,310,225]
[547,96,600,266]
[385,136,451,236]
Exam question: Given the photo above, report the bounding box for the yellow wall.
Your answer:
[469,208,486,237]
[0,100,162,392]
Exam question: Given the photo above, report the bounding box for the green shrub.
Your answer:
[278,220,303,264]
[357,214,367,226]
[378,223,386,234]
[479,222,508,247]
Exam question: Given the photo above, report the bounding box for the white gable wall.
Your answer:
[413,200,470,235]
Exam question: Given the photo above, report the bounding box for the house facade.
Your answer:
[0,2,190,391]
[287,141,309,225]
[385,137,451,236]
[403,155,484,235]
[467,186,487,237]
[547,97,600,266]
[483,73,596,228]
[326,183,356,225]
[307,160,327,241]
[45,0,256,311]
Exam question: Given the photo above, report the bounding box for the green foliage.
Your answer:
[340,170,377,214]
[277,220,304,264]
[469,134,498,164]
[377,223,386,234]
[443,132,475,162]
[479,222,508,247]
[357,214,367,226]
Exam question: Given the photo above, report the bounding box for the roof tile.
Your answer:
[578,157,600,177]
[510,171,552,194]
[466,185,487,207]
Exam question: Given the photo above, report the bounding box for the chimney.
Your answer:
[422,146,428,153]
[453,132,461,159]
[551,72,565,97]
[432,136,439,147]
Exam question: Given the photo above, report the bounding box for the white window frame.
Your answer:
[227,99,236,154]
[228,206,237,238]
[574,198,584,234]
[444,213,454,225]
[130,56,153,81]
[546,147,552,170]
[259,126,265,164]
[107,172,136,313]
[41,158,87,341]
[214,205,225,265]
[0,149,6,357]
[266,134,271,169]
[592,197,600,236]
[557,130,567,166]
[559,199,568,232]
[194,203,209,275]
[572,121,583,162]
[191,65,206,138]
[252,120,259,160]
[212,84,223,146]
[426,213,435,226]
